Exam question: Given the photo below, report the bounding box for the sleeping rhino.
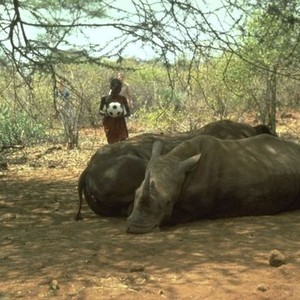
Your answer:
[76,120,274,220]
[127,134,300,233]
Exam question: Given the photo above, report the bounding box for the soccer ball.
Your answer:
[106,102,124,118]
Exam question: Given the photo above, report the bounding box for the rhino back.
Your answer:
[174,135,300,220]
[196,119,258,139]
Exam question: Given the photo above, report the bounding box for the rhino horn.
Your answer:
[179,154,202,173]
[151,140,163,158]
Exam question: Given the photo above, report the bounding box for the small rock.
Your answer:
[269,249,286,267]
[257,284,268,292]
[49,279,59,290]
[129,264,145,272]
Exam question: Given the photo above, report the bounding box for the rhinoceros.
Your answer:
[127,134,300,233]
[76,120,274,220]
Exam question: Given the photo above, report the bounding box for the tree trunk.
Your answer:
[266,68,277,133]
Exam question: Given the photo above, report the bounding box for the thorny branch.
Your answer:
[0,0,299,82]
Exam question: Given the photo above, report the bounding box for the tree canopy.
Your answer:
[1,0,299,78]
[1,0,299,148]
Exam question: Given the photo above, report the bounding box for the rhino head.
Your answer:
[127,140,201,234]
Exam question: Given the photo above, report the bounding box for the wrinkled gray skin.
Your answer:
[76,120,274,220]
[127,134,300,234]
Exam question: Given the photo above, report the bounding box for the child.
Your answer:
[99,78,131,144]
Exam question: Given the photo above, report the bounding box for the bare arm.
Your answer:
[122,96,131,117]
[121,84,132,108]
[99,96,107,115]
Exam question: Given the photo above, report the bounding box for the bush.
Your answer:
[133,106,189,133]
[0,105,46,148]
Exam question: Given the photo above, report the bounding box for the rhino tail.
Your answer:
[75,168,87,221]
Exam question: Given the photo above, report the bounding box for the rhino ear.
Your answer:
[179,154,201,173]
[151,140,163,157]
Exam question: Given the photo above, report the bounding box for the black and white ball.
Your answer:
[106,102,124,118]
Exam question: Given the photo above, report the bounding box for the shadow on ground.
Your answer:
[1,167,300,299]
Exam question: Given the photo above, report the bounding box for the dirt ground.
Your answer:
[1,117,300,300]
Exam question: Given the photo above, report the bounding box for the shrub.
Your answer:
[0,105,46,148]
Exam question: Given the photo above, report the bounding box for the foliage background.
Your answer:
[1,56,299,149]
[0,0,299,148]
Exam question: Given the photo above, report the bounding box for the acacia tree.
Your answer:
[1,0,299,141]
[4,1,298,80]
[234,0,300,132]
[1,0,110,148]
[121,1,300,132]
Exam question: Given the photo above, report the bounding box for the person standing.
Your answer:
[117,72,133,111]
[99,78,131,144]
[56,79,78,149]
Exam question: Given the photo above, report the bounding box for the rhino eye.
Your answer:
[149,179,155,191]
[150,179,161,197]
